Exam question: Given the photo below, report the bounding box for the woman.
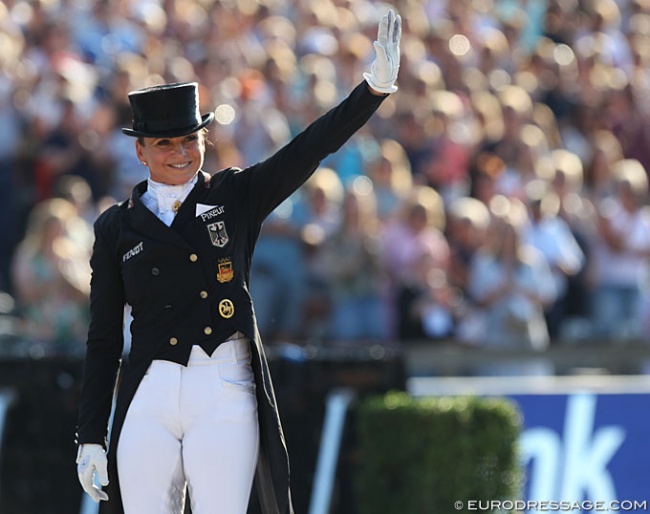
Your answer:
[318,180,389,341]
[380,185,451,339]
[467,197,557,374]
[590,158,650,340]
[75,10,401,514]
[11,197,91,347]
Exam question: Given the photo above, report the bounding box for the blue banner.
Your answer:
[513,392,650,509]
[409,376,650,512]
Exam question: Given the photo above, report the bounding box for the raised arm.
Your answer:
[245,9,402,221]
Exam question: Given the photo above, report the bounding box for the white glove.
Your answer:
[76,443,109,502]
[363,9,402,94]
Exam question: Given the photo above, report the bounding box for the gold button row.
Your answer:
[168,328,213,345]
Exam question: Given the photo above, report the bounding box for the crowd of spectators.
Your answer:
[2,0,650,359]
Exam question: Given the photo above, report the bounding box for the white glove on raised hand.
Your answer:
[77,443,109,502]
[363,9,402,94]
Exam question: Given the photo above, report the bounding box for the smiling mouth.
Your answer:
[169,162,192,169]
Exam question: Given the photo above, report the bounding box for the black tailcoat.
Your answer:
[76,82,386,514]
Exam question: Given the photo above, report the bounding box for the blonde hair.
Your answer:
[304,166,344,204]
[550,149,584,190]
[448,196,491,231]
[374,138,413,196]
[498,85,533,119]
[21,198,77,251]
[400,185,446,231]
[612,158,648,198]
[343,177,380,235]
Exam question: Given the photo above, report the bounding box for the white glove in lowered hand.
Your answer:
[77,443,109,502]
[363,9,402,94]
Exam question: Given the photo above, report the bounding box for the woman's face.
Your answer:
[136,131,206,185]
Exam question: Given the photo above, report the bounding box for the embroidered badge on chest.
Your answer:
[207,221,229,247]
[217,258,234,283]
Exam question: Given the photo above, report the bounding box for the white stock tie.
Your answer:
[145,176,196,227]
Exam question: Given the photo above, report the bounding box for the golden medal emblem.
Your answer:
[218,299,235,319]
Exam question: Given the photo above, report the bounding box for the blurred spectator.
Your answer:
[495,123,551,200]
[10,197,91,348]
[317,178,388,341]
[470,89,504,155]
[467,196,557,353]
[296,166,343,338]
[532,102,564,151]
[322,124,380,187]
[417,89,472,204]
[51,174,97,243]
[574,0,632,70]
[521,179,585,340]
[96,58,150,200]
[231,69,292,164]
[583,129,624,202]
[543,0,579,45]
[380,185,450,339]
[71,0,145,72]
[546,148,595,338]
[447,196,495,345]
[250,194,306,342]
[393,109,433,182]
[367,138,414,223]
[601,82,650,173]
[445,196,491,327]
[32,94,107,202]
[394,247,459,342]
[3,0,650,357]
[482,85,534,171]
[468,151,507,205]
[590,158,650,340]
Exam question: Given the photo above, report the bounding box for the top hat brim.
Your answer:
[122,112,215,138]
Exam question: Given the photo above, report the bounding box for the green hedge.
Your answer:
[356,391,523,514]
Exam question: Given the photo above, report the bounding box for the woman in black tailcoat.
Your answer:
[75,9,401,514]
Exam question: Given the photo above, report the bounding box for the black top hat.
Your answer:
[122,82,214,138]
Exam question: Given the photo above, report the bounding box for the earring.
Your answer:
[142,161,148,166]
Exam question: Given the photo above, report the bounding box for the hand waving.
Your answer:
[363,9,402,94]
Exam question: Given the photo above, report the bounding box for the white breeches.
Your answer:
[117,339,259,514]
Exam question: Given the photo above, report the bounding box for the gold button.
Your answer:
[169,337,178,346]
[189,254,198,262]
[200,291,208,299]
[204,327,212,335]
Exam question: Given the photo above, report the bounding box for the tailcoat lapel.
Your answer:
[171,171,212,230]
[127,172,212,250]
